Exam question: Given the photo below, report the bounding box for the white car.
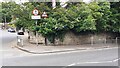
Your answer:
[8,28,15,32]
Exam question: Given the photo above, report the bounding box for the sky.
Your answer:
[83,0,91,3]
[0,0,29,3]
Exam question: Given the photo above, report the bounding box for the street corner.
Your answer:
[12,43,116,55]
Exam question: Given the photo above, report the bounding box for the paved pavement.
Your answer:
[0,30,33,59]
[1,29,119,56]
[13,32,118,54]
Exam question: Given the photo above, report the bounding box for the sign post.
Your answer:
[31,8,41,46]
[42,11,48,45]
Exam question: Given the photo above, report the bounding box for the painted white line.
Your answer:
[112,58,120,62]
[28,47,118,57]
[37,47,119,56]
[36,47,118,56]
[67,63,76,66]
[67,58,120,66]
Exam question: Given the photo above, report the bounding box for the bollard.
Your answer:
[104,38,107,45]
[21,38,23,46]
[91,36,94,46]
[36,32,38,46]
[17,35,24,47]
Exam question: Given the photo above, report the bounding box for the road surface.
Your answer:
[3,47,119,66]
[0,30,17,48]
[0,30,30,59]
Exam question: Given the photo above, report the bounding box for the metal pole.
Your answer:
[43,18,47,46]
[45,37,47,45]
[91,36,93,46]
[36,20,38,46]
[4,16,6,29]
[17,36,18,45]
[21,38,23,46]
[116,37,118,46]
[105,38,106,45]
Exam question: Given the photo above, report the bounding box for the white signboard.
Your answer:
[31,15,41,19]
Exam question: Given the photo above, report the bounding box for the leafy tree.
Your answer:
[109,2,120,32]
[96,2,111,32]
[72,3,96,32]
[3,2,119,45]
[37,8,69,44]
[1,2,19,23]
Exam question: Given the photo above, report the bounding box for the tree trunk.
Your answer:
[45,37,47,45]
[53,36,56,46]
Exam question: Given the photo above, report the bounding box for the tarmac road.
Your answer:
[0,30,30,59]
[3,47,119,66]
[0,30,17,47]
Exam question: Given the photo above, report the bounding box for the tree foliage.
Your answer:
[1,2,120,43]
[1,2,19,23]
[109,2,120,32]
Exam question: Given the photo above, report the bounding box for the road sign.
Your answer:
[31,15,41,19]
[32,8,41,19]
[32,9,39,16]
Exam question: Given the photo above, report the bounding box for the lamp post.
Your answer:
[3,15,6,29]
[42,11,48,45]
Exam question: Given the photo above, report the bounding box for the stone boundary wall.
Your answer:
[55,31,107,45]
[28,32,45,44]
[28,31,119,45]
